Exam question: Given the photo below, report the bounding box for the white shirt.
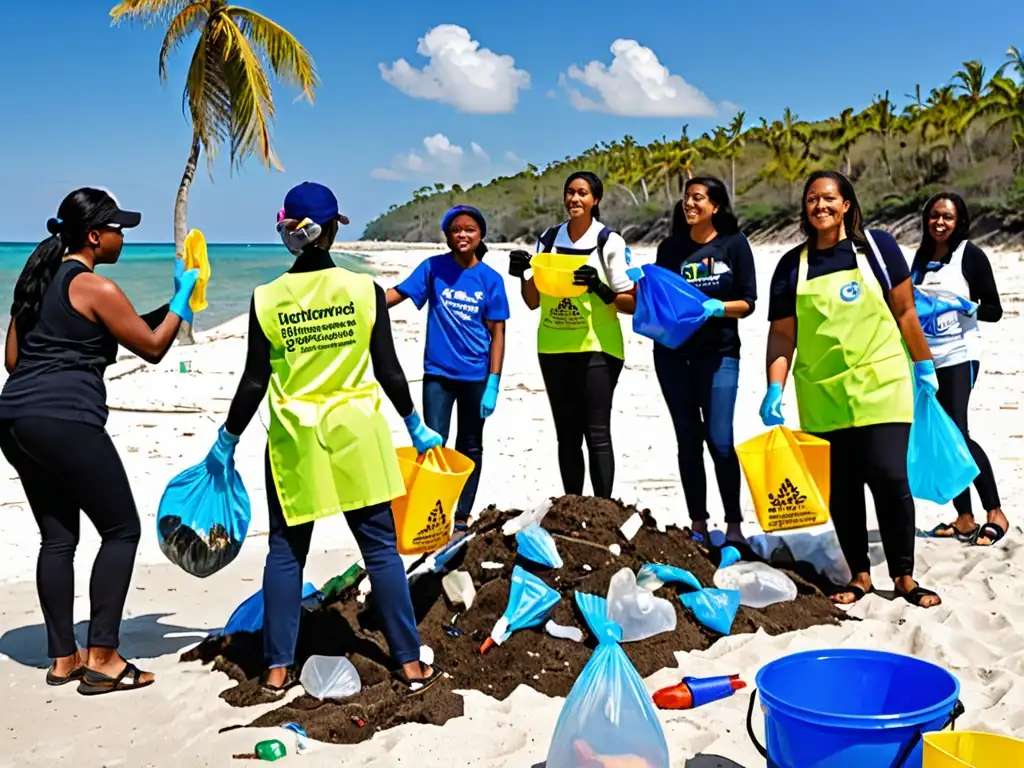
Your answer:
[534,220,635,293]
[915,240,980,368]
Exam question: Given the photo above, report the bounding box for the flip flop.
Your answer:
[77,662,154,696]
[895,583,941,608]
[973,522,1007,547]
[46,664,86,686]
[394,665,445,697]
[259,668,300,699]
[927,522,980,542]
[830,584,873,605]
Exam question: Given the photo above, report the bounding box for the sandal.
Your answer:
[927,522,979,542]
[259,668,299,699]
[973,522,1006,547]
[830,584,873,605]
[77,662,154,696]
[895,582,941,608]
[394,665,445,697]
[46,663,86,686]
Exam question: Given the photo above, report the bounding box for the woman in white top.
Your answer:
[507,171,635,498]
[912,192,1007,546]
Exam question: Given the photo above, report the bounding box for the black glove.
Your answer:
[508,250,531,278]
[573,264,617,304]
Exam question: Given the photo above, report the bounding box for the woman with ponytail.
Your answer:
[0,187,200,694]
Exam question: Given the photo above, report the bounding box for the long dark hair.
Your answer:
[564,171,604,222]
[12,188,121,335]
[671,176,740,237]
[799,170,866,244]
[914,192,970,264]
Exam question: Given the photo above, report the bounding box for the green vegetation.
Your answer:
[364,47,1024,245]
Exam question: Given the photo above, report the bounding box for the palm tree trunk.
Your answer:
[174,135,201,345]
[730,156,736,200]
[640,178,649,203]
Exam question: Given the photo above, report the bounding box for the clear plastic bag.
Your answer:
[546,592,670,768]
[713,561,797,609]
[606,568,676,642]
[629,264,711,350]
[908,386,980,504]
[299,655,361,700]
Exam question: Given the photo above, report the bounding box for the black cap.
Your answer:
[105,208,142,229]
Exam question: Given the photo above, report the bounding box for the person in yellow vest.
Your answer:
[507,171,635,498]
[216,182,444,697]
[761,170,941,609]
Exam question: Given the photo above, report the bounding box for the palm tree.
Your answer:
[821,107,865,177]
[859,91,900,186]
[725,112,746,200]
[951,60,988,161]
[111,0,318,342]
[980,74,1024,167]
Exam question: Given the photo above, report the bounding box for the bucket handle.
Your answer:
[747,690,965,766]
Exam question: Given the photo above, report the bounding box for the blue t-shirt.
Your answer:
[396,254,510,381]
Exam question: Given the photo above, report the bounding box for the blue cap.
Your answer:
[283,182,350,226]
[441,205,486,238]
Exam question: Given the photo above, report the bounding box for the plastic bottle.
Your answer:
[652,675,746,710]
[255,739,287,761]
[322,562,364,602]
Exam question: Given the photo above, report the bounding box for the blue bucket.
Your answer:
[746,649,963,768]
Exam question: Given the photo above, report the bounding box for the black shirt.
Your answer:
[654,230,757,358]
[224,248,414,436]
[767,229,910,322]
[910,240,1003,323]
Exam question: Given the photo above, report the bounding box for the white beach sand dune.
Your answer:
[0,244,1021,766]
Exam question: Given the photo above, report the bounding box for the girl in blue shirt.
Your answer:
[387,206,510,529]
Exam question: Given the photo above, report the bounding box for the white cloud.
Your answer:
[504,150,522,164]
[560,39,720,117]
[379,25,531,114]
[423,133,464,164]
[471,142,489,162]
[370,134,520,186]
[370,167,405,181]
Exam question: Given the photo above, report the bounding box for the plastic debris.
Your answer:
[545,620,584,643]
[501,500,554,536]
[609,543,622,556]
[299,655,361,700]
[516,524,563,568]
[619,513,643,541]
[606,568,676,642]
[713,561,797,608]
[481,566,560,653]
[442,570,476,609]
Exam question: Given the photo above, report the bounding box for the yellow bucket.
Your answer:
[924,731,1024,767]
[183,228,211,313]
[736,426,831,532]
[531,253,589,298]
[391,447,475,555]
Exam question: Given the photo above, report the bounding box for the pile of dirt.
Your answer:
[182,496,846,744]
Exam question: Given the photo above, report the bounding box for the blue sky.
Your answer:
[0,0,1019,243]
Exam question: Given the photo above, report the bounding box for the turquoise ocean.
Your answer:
[0,242,335,334]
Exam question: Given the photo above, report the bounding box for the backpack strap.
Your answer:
[596,226,613,262]
[538,226,559,253]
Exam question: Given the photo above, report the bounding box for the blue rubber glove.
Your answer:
[403,410,443,455]
[480,373,500,419]
[759,382,785,427]
[703,298,726,318]
[205,425,240,475]
[914,359,939,393]
[170,258,201,325]
[964,301,979,317]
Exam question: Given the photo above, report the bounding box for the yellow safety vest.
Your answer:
[254,268,405,526]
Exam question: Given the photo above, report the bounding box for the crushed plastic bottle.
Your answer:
[255,739,287,761]
[712,561,797,608]
[606,568,676,642]
[299,655,361,700]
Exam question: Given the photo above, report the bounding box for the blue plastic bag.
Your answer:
[485,565,560,649]
[516,524,563,569]
[636,563,702,592]
[628,264,712,350]
[546,592,670,768]
[914,287,975,339]
[219,582,321,636]
[908,385,980,504]
[157,435,251,578]
[679,589,741,635]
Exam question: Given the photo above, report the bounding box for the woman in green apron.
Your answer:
[216,182,445,696]
[761,170,941,608]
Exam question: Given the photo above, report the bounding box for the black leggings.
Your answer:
[812,423,916,581]
[538,352,623,498]
[935,361,1001,517]
[0,418,141,658]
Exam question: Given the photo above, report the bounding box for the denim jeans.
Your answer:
[262,450,421,669]
[653,349,742,523]
[422,374,486,519]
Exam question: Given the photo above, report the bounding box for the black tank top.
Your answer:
[0,260,119,426]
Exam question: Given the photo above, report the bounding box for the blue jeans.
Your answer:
[262,449,421,669]
[653,349,742,524]
[422,374,485,519]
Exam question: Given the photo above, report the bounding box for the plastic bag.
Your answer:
[483,566,560,651]
[300,655,361,700]
[546,592,670,768]
[606,568,676,642]
[679,589,740,635]
[157,440,251,578]
[713,561,797,608]
[629,264,711,350]
[219,582,321,636]
[908,386,980,504]
[914,287,974,339]
[636,563,702,593]
[501,499,553,536]
[516,524,563,569]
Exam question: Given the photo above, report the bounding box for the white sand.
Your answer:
[1,243,1022,766]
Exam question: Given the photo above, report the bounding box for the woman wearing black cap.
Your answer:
[387,206,509,529]
[507,171,635,499]
[0,187,200,694]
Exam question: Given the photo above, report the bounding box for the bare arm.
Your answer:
[521,276,540,311]
[766,317,796,386]
[5,317,17,373]
[486,320,505,375]
[613,290,636,315]
[888,278,932,363]
[385,287,406,309]
[723,300,752,319]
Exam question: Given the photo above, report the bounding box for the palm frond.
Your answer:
[184,16,230,168]
[110,0,197,27]
[220,15,279,170]
[158,2,208,81]
[225,6,318,101]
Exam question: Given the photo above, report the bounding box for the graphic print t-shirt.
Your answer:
[396,253,510,381]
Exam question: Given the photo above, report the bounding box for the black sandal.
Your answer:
[927,522,979,542]
[77,662,154,696]
[46,663,86,686]
[896,582,941,608]
[259,668,299,699]
[973,522,1006,547]
[394,665,445,697]
[830,584,873,605]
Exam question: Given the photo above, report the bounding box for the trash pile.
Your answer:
[182,495,845,746]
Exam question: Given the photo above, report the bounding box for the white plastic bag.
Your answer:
[713,561,798,609]
[606,568,676,643]
[300,655,361,700]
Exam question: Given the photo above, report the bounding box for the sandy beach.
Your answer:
[1,242,1022,767]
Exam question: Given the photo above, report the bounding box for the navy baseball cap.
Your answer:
[441,205,487,237]
[282,182,350,226]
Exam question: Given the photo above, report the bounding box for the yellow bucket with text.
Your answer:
[923,731,1024,767]
[736,426,831,532]
[183,228,211,313]
[531,253,589,298]
[392,447,475,555]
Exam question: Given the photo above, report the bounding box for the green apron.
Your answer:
[792,242,914,433]
[254,269,405,526]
